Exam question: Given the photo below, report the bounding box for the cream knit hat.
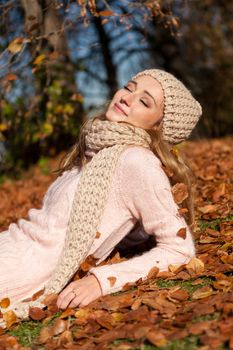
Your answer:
[133,69,202,144]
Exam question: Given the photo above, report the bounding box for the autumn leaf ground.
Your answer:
[0,138,232,350]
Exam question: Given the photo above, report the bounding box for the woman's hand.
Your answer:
[57,275,102,310]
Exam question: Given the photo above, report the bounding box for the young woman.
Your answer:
[0,69,202,319]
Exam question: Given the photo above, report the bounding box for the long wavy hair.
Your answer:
[58,112,195,226]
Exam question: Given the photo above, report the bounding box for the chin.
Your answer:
[106,111,124,123]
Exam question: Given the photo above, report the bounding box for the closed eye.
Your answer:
[140,99,149,107]
[123,85,133,92]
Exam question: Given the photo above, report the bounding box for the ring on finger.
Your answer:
[71,290,77,298]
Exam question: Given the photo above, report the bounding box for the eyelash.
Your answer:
[123,85,149,108]
[123,85,132,92]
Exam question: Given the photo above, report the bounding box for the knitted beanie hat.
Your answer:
[132,69,202,144]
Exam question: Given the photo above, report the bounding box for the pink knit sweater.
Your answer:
[0,147,195,303]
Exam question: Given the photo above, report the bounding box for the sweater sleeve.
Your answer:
[89,147,195,295]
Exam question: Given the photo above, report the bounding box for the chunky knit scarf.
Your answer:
[1,119,151,320]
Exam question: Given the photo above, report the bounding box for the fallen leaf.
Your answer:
[38,326,51,344]
[33,54,46,65]
[147,266,159,279]
[8,38,24,54]
[178,207,189,216]
[5,74,17,81]
[192,286,213,300]
[168,263,185,274]
[74,308,91,324]
[2,310,18,328]
[51,319,67,336]
[60,308,75,319]
[186,257,205,274]
[99,10,114,16]
[42,293,58,306]
[147,329,168,347]
[212,183,226,202]
[169,289,189,301]
[58,330,73,346]
[29,307,46,321]
[198,204,219,214]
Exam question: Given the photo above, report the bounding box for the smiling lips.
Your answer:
[114,103,128,116]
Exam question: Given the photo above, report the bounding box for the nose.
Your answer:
[120,92,133,106]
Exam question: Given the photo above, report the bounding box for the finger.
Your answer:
[57,282,77,307]
[68,290,86,308]
[69,296,82,308]
[58,290,76,310]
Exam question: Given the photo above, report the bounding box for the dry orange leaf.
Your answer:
[168,263,185,274]
[198,204,219,214]
[0,298,10,309]
[178,207,189,216]
[2,310,18,328]
[74,308,91,324]
[147,330,168,347]
[95,231,101,238]
[192,286,213,300]
[212,183,226,202]
[107,276,117,287]
[51,319,67,336]
[58,330,73,346]
[60,308,75,319]
[176,227,187,239]
[8,38,24,54]
[38,326,51,344]
[29,307,46,321]
[99,10,114,16]
[147,266,159,279]
[169,289,189,301]
[186,257,205,274]
[171,183,188,204]
[42,293,58,306]
[33,54,46,65]
[5,74,17,81]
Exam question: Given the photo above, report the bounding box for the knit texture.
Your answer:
[133,69,202,144]
[1,119,151,320]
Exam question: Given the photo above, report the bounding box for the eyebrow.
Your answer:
[128,80,157,106]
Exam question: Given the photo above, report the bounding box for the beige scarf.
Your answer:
[1,119,151,320]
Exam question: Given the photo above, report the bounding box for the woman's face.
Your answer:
[106,75,164,129]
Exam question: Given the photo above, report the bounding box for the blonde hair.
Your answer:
[58,114,194,226]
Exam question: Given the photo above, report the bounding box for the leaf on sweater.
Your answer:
[95,231,101,238]
[176,227,187,239]
[171,183,188,204]
[2,310,18,328]
[32,288,45,301]
[107,277,117,287]
[29,307,46,321]
[0,298,10,309]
